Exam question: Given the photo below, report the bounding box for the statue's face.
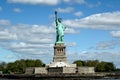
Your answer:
[58,18,62,22]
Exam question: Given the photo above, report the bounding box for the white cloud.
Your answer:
[85,1,101,8]
[7,0,60,5]
[10,42,53,49]
[27,38,53,44]
[74,0,85,4]
[56,7,74,13]
[74,11,83,17]
[49,14,55,19]
[7,0,100,7]
[63,0,100,8]
[5,42,53,54]
[0,6,2,11]
[63,0,85,4]
[111,31,120,38]
[65,28,80,34]
[30,25,55,34]
[96,40,119,50]
[7,0,86,6]
[13,8,22,13]
[63,0,70,2]
[63,11,120,30]
[0,24,54,56]
[5,54,15,59]
[0,20,11,25]
[0,29,17,41]
[66,42,76,47]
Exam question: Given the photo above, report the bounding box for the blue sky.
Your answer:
[0,0,120,68]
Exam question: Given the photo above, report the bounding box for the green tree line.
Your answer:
[73,60,116,72]
[0,59,118,74]
[0,59,44,74]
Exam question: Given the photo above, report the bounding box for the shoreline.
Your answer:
[0,73,120,79]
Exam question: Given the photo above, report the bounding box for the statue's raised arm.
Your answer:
[55,11,57,20]
[55,11,66,44]
[55,11,58,26]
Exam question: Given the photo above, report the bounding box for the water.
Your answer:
[93,79,120,80]
[0,79,120,80]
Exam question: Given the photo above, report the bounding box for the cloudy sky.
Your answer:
[0,0,120,68]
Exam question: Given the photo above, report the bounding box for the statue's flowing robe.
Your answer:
[56,19,66,42]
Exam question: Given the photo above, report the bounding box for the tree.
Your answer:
[5,59,44,74]
[73,60,84,66]
[73,60,116,72]
[95,61,105,72]
[0,62,7,70]
[85,60,99,67]
[95,61,115,72]
[35,59,43,67]
[105,62,115,72]
[7,62,18,73]
[16,59,26,73]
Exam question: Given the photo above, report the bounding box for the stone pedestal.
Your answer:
[53,43,67,62]
[47,43,76,68]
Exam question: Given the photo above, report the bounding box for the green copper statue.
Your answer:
[55,11,66,43]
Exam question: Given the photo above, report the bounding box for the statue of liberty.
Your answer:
[55,11,66,43]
